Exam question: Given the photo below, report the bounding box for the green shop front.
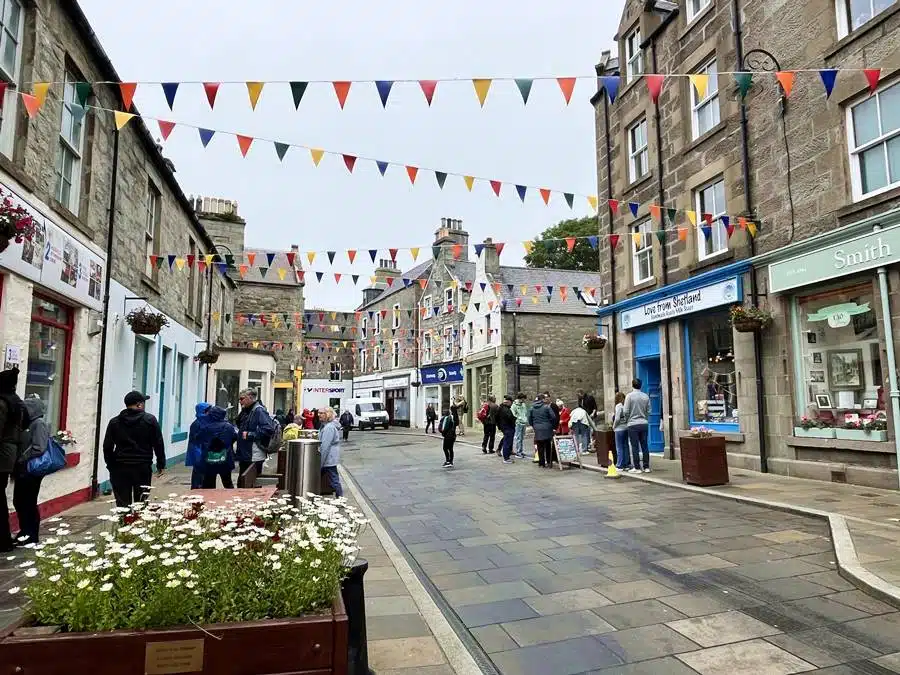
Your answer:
[765,221,900,488]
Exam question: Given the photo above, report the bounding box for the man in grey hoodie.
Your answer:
[318,408,343,497]
[623,378,651,473]
[14,397,50,545]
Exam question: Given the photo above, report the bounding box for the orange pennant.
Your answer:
[119,82,137,111]
[236,134,253,157]
[565,237,577,253]
[21,94,41,118]
[33,82,50,107]
[677,227,688,242]
[418,279,427,289]
[406,166,418,184]
[649,204,662,221]
[556,77,576,104]
[333,81,352,109]
[539,189,551,205]
[775,71,795,97]
[246,252,256,266]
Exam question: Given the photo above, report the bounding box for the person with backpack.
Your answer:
[478,395,499,454]
[438,407,456,468]
[186,402,212,489]
[496,395,517,464]
[236,388,275,477]
[0,367,27,552]
[339,409,354,441]
[425,404,437,434]
[12,396,51,546]
[318,408,343,497]
[199,406,237,489]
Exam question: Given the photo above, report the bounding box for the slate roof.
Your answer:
[495,266,600,316]
[357,260,433,309]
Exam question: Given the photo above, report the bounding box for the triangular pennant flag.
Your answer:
[352,274,359,285]
[535,285,542,293]
[721,215,731,230]
[667,208,677,224]
[157,120,175,141]
[406,166,418,184]
[203,82,220,109]
[343,154,357,172]
[539,188,551,205]
[628,202,639,217]
[389,248,398,261]
[632,232,643,247]
[402,278,412,287]
[686,210,697,226]
[198,128,215,148]
[701,224,712,240]
[310,148,324,166]
[236,134,253,157]
[490,180,502,196]
[185,254,196,269]
[678,227,688,242]
[290,81,308,109]
[369,249,378,263]
[410,247,420,261]
[610,234,620,249]
[650,204,662,221]
[285,252,297,267]
[74,82,91,106]
[646,74,665,103]
[600,76,620,104]
[113,111,135,130]
[556,77,576,104]
[474,243,485,258]
[32,82,50,108]
[0,82,8,107]
[452,244,462,260]
[246,252,256,267]
[161,82,179,110]
[609,199,619,214]
[375,80,394,107]
[520,284,528,295]
[516,185,527,202]
[347,250,357,264]
[277,267,287,281]
[435,171,447,189]
[703,212,714,226]
[418,278,428,289]
[546,285,554,296]
[587,196,599,211]
[307,251,316,265]
[315,271,324,282]
[587,235,598,250]
[334,273,342,284]
[464,175,475,191]
[776,71,795,97]
[748,221,758,237]
[167,254,176,269]
[326,251,336,264]
[689,74,708,100]
[473,78,492,107]
[734,72,753,98]
[175,258,185,271]
[266,252,277,267]
[543,239,556,251]
[564,193,574,208]
[819,69,838,98]
[738,217,748,230]
[432,245,441,259]
[523,241,534,254]
[419,80,437,106]
[274,142,289,161]
[474,302,481,312]
[21,94,41,118]
[465,281,474,292]
[655,230,667,244]
[376,160,388,176]
[385,277,394,288]
[565,237,577,253]
[333,81,352,108]
[864,68,881,93]
[495,242,505,256]
[515,78,533,104]
[117,82,137,111]
[245,82,264,109]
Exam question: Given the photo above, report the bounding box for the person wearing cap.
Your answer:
[0,367,28,552]
[103,391,166,507]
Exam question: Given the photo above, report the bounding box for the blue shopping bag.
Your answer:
[26,438,67,477]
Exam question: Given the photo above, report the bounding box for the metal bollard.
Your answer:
[341,558,374,675]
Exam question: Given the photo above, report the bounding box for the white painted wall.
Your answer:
[351,367,424,427]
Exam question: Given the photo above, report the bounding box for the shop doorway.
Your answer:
[636,358,664,453]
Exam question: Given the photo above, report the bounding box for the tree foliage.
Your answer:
[523,216,600,271]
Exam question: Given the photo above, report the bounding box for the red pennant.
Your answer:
[119,82,137,111]
[516,298,522,307]
[246,252,257,267]
[380,310,388,318]
[610,234,620,249]
[385,278,394,288]
[419,80,437,105]
[864,68,881,93]
[148,255,158,268]
[703,212,714,226]
[236,134,253,157]
[286,252,296,267]
[465,281,473,292]
[0,82,7,106]
[539,188,551,205]
[565,237,577,253]
[203,82,220,109]
[333,81,352,108]
[556,77,576,104]
[406,166,418,184]
[645,74,665,104]
[158,120,175,140]
[490,180,502,196]
[343,154,357,173]
[185,254,195,268]
[389,248,398,261]
[334,273,342,283]
[535,285,542,293]
[297,270,305,282]
[452,244,462,259]
[347,250,357,264]
[608,199,619,214]
[495,242,505,256]
[418,279,427,290]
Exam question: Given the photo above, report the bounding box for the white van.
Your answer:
[348,397,390,430]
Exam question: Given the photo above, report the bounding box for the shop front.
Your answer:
[383,374,411,427]
[421,361,464,418]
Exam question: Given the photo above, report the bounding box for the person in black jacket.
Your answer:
[496,395,517,463]
[103,391,166,507]
[577,389,597,417]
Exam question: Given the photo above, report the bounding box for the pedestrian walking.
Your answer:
[624,379,651,473]
[478,396,499,454]
[425,403,438,434]
[439,407,456,467]
[340,409,354,441]
[186,402,212,489]
[511,392,529,458]
[569,403,595,456]
[613,392,632,470]
[302,409,315,429]
[0,367,27,552]
[497,395,517,464]
[318,408,343,497]
[103,391,166,508]
[199,406,237,489]
[556,399,571,435]
[13,396,50,546]
[235,388,274,478]
[311,408,321,431]
[454,396,468,436]
[528,393,559,468]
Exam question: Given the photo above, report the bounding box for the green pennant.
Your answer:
[225,313,231,323]
[155,256,166,269]
[75,82,92,106]
[655,230,667,244]
[734,72,753,98]
[224,254,235,268]
[259,266,268,278]
[667,208,677,224]
[543,239,556,251]
[432,245,441,260]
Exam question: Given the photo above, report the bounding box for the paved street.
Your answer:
[343,431,900,675]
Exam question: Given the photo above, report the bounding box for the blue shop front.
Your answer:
[598,261,752,454]
[420,362,464,418]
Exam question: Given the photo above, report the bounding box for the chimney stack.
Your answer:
[479,237,500,277]
[433,217,469,262]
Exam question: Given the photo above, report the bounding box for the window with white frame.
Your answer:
[423,333,432,364]
[624,26,643,82]
[849,80,900,199]
[838,0,898,37]
[695,178,728,260]
[56,71,87,213]
[443,328,453,360]
[187,238,198,316]
[0,0,23,158]
[217,280,226,338]
[445,287,454,313]
[361,317,368,338]
[423,294,432,318]
[144,180,161,278]
[467,321,474,351]
[686,0,712,21]
[360,349,367,372]
[392,303,400,329]
[486,314,492,343]
[373,346,381,371]
[631,219,654,285]
[391,341,400,368]
[329,362,342,382]
[628,118,649,183]
[374,312,381,335]
[690,58,720,140]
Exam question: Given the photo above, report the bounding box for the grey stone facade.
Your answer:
[302,310,356,381]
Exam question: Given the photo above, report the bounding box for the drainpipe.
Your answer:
[602,93,620,393]
[512,312,520,393]
[873,225,900,487]
[90,126,120,499]
[732,0,770,472]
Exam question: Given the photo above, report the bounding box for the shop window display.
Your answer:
[796,284,886,435]
[686,310,739,428]
[26,296,72,431]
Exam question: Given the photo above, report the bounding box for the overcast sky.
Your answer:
[79,0,618,310]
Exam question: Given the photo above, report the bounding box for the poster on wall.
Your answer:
[0,180,105,312]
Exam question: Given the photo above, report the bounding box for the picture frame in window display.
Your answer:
[812,352,822,364]
[863,398,878,409]
[815,394,833,409]
[827,348,865,391]
[810,370,825,384]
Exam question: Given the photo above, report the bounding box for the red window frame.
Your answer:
[30,294,74,430]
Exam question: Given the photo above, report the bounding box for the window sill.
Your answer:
[836,184,900,224]
[679,2,715,40]
[678,429,744,443]
[683,120,727,155]
[688,249,734,275]
[826,3,900,61]
[0,153,36,193]
[623,172,654,196]
[171,431,188,443]
[627,278,657,296]
[140,275,162,295]
[786,435,894,454]
[49,199,94,240]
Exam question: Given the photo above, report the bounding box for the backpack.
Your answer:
[253,406,283,455]
[204,437,229,466]
[476,405,488,423]
[439,415,455,435]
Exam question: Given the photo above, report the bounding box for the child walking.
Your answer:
[439,407,456,468]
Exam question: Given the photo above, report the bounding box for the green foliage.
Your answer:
[523,216,600,271]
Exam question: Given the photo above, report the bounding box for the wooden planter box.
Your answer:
[680,435,729,487]
[594,430,615,467]
[0,597,348,675]
[835,428,888,442]
[793,426,836,439]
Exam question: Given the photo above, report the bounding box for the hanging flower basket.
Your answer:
[730,305,773,333]
[125,308,169,336]
[582,334,608,350]
[195,348,220,365]
[0,189,35,255]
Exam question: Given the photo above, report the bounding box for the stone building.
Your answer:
[0,0,234,515]
[594,0,900,487]
[300,309,356,412]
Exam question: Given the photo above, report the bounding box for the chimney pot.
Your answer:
[441,217,447,228]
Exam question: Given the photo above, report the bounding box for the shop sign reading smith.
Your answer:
[619,277,740,330]
[769,224,900,293]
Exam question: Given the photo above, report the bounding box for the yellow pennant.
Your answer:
[33,82,51,107]
[310,148,325,166]
[114,111,135,130]
[689,74,709,100]
[531,296,539,304]
[252,341,260,349]
[463,175,475,192]
[472,78,492,107]
[748,221,758,237]
[307,251,316,265]
[520,285,527,295]
[686,210,697,226]
[277,267,287,280]
[212,312,220,323]
[632,232,643,247]
[246,81,265,110]
[174,258,185,270]
[370,275,378,284]
[450,279,458,289]
[587,195,599,211]
[410,247,419,261]
[204,254,214,266]
[330,311,337,320]
[523,241,534,254]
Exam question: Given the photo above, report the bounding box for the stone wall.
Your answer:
[302,310,356,381]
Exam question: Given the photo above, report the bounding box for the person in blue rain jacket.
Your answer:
[198,406,237,489]
[186,402,212,489]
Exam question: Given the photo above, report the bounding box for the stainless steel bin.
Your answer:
[284,439,321,497]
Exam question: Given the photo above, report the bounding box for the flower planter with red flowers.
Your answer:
[0,188,35,254]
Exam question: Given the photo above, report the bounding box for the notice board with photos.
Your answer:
[554,435,580,469]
